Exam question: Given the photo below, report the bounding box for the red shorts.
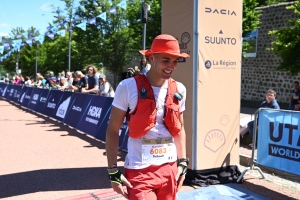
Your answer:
[124,162,178,200]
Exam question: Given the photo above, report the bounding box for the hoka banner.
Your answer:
[76,95,113,137]
[257,109,300,175]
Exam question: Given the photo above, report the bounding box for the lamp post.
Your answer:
[141,1,150,56]
[16,50,19,75]
[54,15,83,72]
[35,41,38,78]
[54,16,72,72]
[67,26,71,73]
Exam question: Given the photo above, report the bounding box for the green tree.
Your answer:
[98,0,135,87]
[242,0,262,56]
[268,1,300,75]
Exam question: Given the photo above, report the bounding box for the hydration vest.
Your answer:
[126,74,182,138]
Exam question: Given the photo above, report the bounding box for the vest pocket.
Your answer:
[165,105,181,135]
[129,99,156,138]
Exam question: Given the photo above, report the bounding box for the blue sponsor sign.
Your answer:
[0,83,4,95]
[94,105,112,143]
[34,88,50,113]
[11,85,23,103]
[63,92,90,128]
[42,89,64,118]
[4,84,14,100]
[257,109,300,175]
[28,87,43,110]
[0,83,8,97]
[76,95,113,137]
[95,111,128,148]
[19,87,34,107]
[52,91,73,121]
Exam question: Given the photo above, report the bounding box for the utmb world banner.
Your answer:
[162,0,242,170]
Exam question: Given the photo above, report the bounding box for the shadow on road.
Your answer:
[0,167,119,198]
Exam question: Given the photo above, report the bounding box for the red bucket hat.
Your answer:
[139,34,190,58]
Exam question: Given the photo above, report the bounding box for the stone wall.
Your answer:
[241,2,298,109]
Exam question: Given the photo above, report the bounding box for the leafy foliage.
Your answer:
[0,0,263,79]
[268,1,300,75]
[242,0,262,57]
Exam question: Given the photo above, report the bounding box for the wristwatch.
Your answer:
[107,164,118,170]
[178,158,189,165]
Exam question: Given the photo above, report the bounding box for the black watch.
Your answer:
[178,158,189,165]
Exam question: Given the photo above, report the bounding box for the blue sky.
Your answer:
[0,0,78,36]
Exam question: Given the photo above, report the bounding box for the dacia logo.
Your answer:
[205,7,237,16]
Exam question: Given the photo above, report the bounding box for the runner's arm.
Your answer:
[174,112,187,161]
[84,85,99,93]
[174,112,187,191]
[106,106,127,168]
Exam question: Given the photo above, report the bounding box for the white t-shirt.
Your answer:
[112,74,186,169]
[99,82,115,97]
[25,80,32,86]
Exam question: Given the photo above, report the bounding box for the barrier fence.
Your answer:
[238,108,300,182]
[0,82,129,152]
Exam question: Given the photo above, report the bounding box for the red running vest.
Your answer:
[126,74,182,139]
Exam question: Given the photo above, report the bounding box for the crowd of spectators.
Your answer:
[1,65,114,97]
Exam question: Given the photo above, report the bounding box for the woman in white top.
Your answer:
[140,58,151,74]
[24,76,32,86]
[97,74,115,97]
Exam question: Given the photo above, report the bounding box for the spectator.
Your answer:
[35,73,41,86]
[97,74,115,97]
[247,89,280,148]
[66,72,73,87]
[72,71,88,92]
[288,81,300,110]
[105,34,190,199]
[56,76,68,90]
[24,76,32,86]
[126,68,136,79]
[13,75,22,85]
[45,72,58,88]
[82,65,99,94]
[140,57,151,73]
[3,74,9,83]
[19,75,25,84]
[36,75,46,88]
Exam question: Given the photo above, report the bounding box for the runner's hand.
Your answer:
[176,165,186,192]
[110,171,133,199]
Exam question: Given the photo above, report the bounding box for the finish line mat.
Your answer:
[177,183,269,200]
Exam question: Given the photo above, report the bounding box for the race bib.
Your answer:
[141,137,176,164]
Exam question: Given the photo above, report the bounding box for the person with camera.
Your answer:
[106,34,190,200]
